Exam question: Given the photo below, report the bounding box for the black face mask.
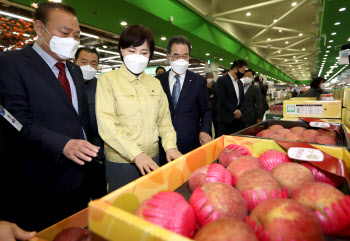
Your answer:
[236,71,244,80]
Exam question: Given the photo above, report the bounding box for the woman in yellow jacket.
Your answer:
[96,25,182,192]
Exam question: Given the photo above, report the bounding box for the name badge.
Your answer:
[0,105,22,132]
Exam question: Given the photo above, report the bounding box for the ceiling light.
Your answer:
[302,48,305,51]
[206,53,210,56]
[279,29,282,33]
[304,57,307,59]
[292,2,297,6]
[331,32,337,35]
[161,37,166,41]
[80,32,99,39]
[285,59,287,61]
[230,62,233,64]
[293,56,296,58]
[329,40,334,43]
[339,8,346,12]
[334,22,341,25]
[278,51,281,53]
[289,65,291,66]
[327,46,331,48]
[0,10,33,22]
[296,60,298,62]
[326,51,330,53]
[246,12,251,16]
[274,19,278,23]
[267,38,271,41]
[292,69,295,70]
[102,45,107,49]
[219,58,223,61]
[120,21,127,26]
[31,2,39,8]
[49,0,62,2]
[299,33,303,36]
[285,41,289,44]
[348,38,350,41]
[324,55,328,56]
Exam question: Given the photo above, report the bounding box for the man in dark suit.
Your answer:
[156,36,211,163]
[0,2,99,231]
[216,59,247,136]
[241,69,263,128]
[205,72,218,138]
[75,47,107,199]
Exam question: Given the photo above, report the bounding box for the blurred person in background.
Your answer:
[156,66,166,75]
[205,71,218,138]
[96,25,182,192]
[302,77,325,99]
[254,76,269,114]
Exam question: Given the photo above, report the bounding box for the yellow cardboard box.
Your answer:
[343,108,350,130]
[290,97,317,100]
[88,136,350,241]
[343,89,350,109]
[283,100,342,118]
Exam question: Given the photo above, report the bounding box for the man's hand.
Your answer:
[0,221,36,241]
[257,119,263,123]
[63,139,100,165]
[166,148,183,163]
[234,110,242,119]
[134,152,159,175]
[199,132,212,145]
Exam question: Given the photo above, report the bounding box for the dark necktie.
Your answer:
[55,62,72,102]
[172,75,180,109]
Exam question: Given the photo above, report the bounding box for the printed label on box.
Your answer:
[0,105,22,132]
[309,121,331,128]
[288,147,324,162]
[286,104,323,115]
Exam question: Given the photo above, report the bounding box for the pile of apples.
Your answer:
[134,144,350,241]
[257,124,337,146]
[52,227,90,241]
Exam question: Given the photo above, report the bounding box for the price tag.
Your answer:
[309,121,331,128]
[288,147,324,162]
[0,105,22,132]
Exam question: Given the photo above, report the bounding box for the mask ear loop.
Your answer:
[39,21,53,48]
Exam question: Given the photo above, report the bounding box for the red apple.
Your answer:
[300,137,315,143]
[188,163,232,191]
[268,124,284,131]
[315,135,337,145]
[189,182,247,227]
[134,191,196,238]
[194,218,258,241]
[302,129,320,139]
[235,168,285,211]
[284,132,302,141]
[301,162,344,187]
[269,134,285,139]
[275,128,291,136]
[290,126,306,135]
[271,162,315,197]
[248,199,324,241]
[258,129,275,138]
[317,128,337,140]
[53,227,88,241]
[226,156,264,185]
[218,144,251,167]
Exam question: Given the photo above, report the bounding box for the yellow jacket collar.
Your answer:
[120,63,146,83]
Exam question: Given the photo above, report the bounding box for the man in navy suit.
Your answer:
[156,36,211,163]
[0,2,99,231]
[216,60,247,136]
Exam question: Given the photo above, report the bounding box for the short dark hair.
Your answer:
[254,76,260,82]
[118,24,155,61]
[34,2,76,26]
[245,69,255,76]
[310,77,325,88]
[156,66,166,73]
[231,59,248,70]
[167,35,191,55]
[205,72,214,78]
[75,47,100,61]
[222,69,229,74]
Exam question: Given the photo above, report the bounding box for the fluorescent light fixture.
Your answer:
[339,8,346,12]
[285,41,289,44]
[230,62,233,65]
[206,53,210,56]
[331,32,337,35]
[96,49,120,55]
[327,46,332,48]
[219,58,223,61]
[279,29,282,32]
[154,51,167,56]
[302,48,305,51]
[246,12,251,16]
[81,32,99,39]
[304,57,307,59]
[326,50,330,53]
[273,19,277,23]
[100,56,120,61]
[267,38,271,41]
[150,58,167,63]
[0,10,32,22]
[334,22,341,25]
[299,33,303,36]
[285,59,287,61]
[292,2,297,6]
[49,0,62,2]
[160,37,166,41]
[102,45,107,49]
[120,21,127,26]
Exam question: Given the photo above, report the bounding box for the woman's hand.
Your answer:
[134,152,159,175]
[166,148,183,163]
[0,221,36,241]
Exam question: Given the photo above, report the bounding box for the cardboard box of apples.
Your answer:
[87,135,350,241]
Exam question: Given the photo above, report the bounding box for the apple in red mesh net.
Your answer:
[194,218,258,241]
[134,191,196,238]
[302,129,320,139]
[275,128,291,136]
[292,182,350,236]
[317,128,337,140]
[290,126,307,135]
[315,135,337,145]
[226,156,264,185]
[284,132,302,141]
[189,182,247,227]
[301,162,344,187]
[258,149,291,171]
[247,199,324,241]
[188,163,233,192]
[268,124,284,132]
[257,129,275,137]
[270,162,315,197]
[235,168,287,211]
[268,134,285,139]
[53,227,88,241]
[218,144,251,168]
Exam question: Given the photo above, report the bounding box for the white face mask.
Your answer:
[123,54,149,74]
[42,24,79,60]
[241,77,253,85]
[170,59,189,75]
[80,65,97,80]
[207,78,214,83]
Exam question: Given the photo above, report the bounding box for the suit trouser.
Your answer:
[218,118,243,136]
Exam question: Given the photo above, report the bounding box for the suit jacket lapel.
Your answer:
[226,74,237,100]
[23,45,77,115]
[176,70,192,111]
[67,62,83,117]
[161,71,174,112]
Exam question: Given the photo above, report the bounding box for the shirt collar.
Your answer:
[32,42,66,68]
[228,72,237,82]
[170,69,186,80]
[120,63,146,83]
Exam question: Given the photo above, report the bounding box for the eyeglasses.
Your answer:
[169,54,189,60]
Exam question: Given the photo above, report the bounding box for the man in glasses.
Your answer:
[156,35,211,165]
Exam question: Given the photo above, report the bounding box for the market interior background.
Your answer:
[0,0,349,101]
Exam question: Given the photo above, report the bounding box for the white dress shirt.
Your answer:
[169,69,186,94]
[228,72,240,105]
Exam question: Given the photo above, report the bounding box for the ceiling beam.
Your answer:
[269,37,312,55]
[212,0,288,18]
[267,52,315,57]
[248,0,310,42]
[249,35,313,44]
[207,0,220,17]
[251,44,312,53]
